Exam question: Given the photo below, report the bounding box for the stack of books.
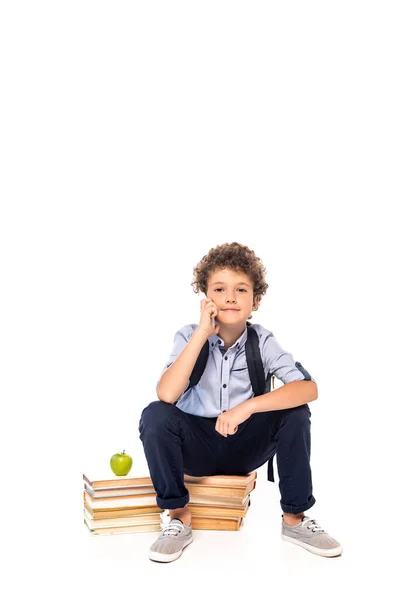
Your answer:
[181,472,257,531]
[83,470,257,535]
[83,473,162,536]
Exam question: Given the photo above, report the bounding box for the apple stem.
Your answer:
[122,449,125,454]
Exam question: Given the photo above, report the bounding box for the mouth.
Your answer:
[222,309,240,312]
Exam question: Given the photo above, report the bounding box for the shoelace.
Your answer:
[161,521,184,537]
[300,517,325,533]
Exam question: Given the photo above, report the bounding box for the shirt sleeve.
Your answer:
[261,331,317,385]
[155,326,193,393]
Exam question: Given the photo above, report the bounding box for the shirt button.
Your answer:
[224,356,228,360]
[223,384,227,388]
[218,340,222,344]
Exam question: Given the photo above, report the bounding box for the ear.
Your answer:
[253,296,261,311]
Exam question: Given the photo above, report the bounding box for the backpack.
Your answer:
[180,322,276,483]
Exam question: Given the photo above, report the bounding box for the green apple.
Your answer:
[110,450,133,476]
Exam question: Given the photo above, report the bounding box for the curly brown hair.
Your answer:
[191,242,269,317]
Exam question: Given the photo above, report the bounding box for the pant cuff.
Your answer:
[156,493,190,510]
[280,495,316,514]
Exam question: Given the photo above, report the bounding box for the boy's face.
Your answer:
[206,268,260,324]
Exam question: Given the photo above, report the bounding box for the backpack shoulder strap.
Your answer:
[185,338,210,392]
[246,324,276,483]
[245,324,266,398]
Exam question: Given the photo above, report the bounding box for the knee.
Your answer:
[282,404,311,427]
[139,400,177,434]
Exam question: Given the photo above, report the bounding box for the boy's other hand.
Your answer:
[198,298,220,337]
[215,403,253,437]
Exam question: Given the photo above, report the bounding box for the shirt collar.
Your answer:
[210,325,248,352]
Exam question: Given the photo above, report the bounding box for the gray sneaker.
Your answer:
[281,514,343,557]
[149,518,193,563]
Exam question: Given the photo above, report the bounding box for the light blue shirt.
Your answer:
[156,323,317,418]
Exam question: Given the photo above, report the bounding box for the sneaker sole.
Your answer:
[149,536,193,563]
[281,534,343,557]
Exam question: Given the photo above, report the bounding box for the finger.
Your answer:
[204,299,215,312]
[216,421,226,437]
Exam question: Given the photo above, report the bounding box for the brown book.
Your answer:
[186,480,255,498]
[184,471,256,488]
[186,480,257,505]
[83,508,161,529]
[188,492,252,507]
[189,497,250,518]
[83,471,256,491]
[84,516,242,534]
[84,496,250,520]
[84,484,155,498]
[191,516,243,531]
[84,480,255,504]
[83,472,153,490]
[84,520,161,535]
[158,510,244,532]
[84,502,163,519]
[83,490,158,509]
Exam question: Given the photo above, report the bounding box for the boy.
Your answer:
[139,242,342,562]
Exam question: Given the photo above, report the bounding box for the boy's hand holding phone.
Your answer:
[198,298,220,337]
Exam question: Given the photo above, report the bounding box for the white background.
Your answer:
[1,1,398,598]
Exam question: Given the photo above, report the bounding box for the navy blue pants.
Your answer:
[138,400,316,514]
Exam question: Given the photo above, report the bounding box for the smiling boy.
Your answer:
[139,242,342,562]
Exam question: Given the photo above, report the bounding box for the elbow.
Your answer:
[156,386,178,405]
[300,380,318,401]
[157,390,175,404]
[158,397,175,404]
[311,382,318,400]
[156,386,173,404]
[156,379,190,405]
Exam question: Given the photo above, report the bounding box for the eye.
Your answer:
[214,288,247,292]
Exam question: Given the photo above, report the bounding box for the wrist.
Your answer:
[247,398,257,415]
[193,326,210,341]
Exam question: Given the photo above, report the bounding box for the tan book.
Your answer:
[83,508,161,529]
[84,520,161,535]
[189,498,250,519]
[184,472,256,488]
[86,480,254,500]
[84,502,163,519]
[191,516,243,531]
[84,480,255,504]
[84,516,242,534]
[186,479,256,499]
[83,469,152,490]
[84,497,250,520]
[188,492,251,507]
[83,490,158,509]
[84,484,155,498]
[83,471,256,491]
